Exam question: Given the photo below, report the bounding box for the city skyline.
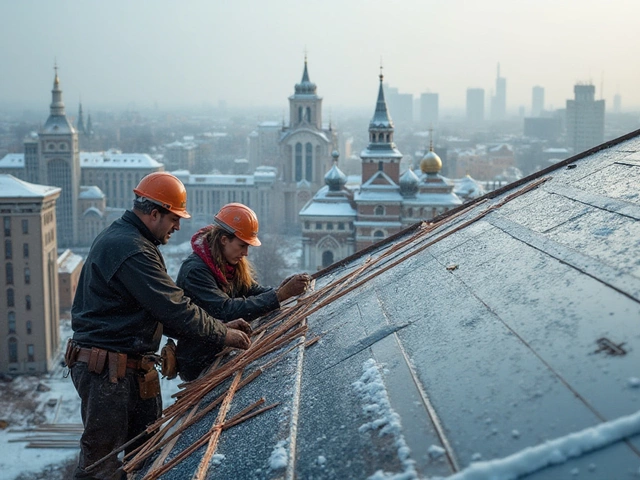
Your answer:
[1,0,639,114]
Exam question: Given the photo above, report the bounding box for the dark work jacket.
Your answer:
[71,210,227,355]
[174,252,280,381]
[176,253,280,322]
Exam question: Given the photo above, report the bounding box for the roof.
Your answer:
[80,152,163,169]
[0,153,25,169]
[0,174,61,199]
[57,249,83,273]
[130,129,640,479]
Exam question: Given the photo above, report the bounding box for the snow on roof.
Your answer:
[80,152,163,169]
[133,129,640,479]
[79,186,104,199]
[57,249,83,273]
[0,153,25,168]
[0,174,61,199]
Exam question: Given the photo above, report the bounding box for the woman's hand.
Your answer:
[276,273,311,302]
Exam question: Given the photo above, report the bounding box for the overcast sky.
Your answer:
[1,0,639,115]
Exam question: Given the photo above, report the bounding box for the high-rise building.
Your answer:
[419,92,439,126]
[0,175,61,374]
[566,84,605,154]
[466,88,485,125]
[613,93,621,114]
[491,63,506,121]
[384,84,414,125]
[532,86,544,117]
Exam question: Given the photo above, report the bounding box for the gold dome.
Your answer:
[420,151,442,174]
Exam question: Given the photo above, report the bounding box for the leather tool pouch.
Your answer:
[107,352,127,384]
[138,369,160,400]
[88,347,108,375]
[64,339,80,368]
[160,339,178,380]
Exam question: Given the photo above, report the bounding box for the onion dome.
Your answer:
[325,151,347,191]
[399,167,420,197]
[420,150,442,174]
[295,57,317,95]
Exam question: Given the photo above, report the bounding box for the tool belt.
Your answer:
[65,339,160,399]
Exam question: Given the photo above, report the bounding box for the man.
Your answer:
[67,172,252,479]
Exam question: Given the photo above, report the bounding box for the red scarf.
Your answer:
[191,226,236,287]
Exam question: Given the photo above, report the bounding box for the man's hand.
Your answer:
[276,273,311,302]
[226,319,252,335]
[223,328,251,350]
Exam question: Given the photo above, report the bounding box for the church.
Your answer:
[299,71,479,271]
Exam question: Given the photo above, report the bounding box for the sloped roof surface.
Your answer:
[132,130,640,479]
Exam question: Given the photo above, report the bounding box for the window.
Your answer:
[315,222,322,230]
[23,243,29,259]
[4,239,11,259]
[8,312,16,334]
[322,251,334,268]
[375,205,385,215]
[26,295,31,310]
[304,222,310,229]
[305,143,313,181]
[22,219,28,234]
[27,344,34,362]
[8,338,18,363]
[373,230,385,238]
[26,321,32,335]
[3,217,10,237]
[7,288,14,307]
[24,267,30,285]
[338,223,345,230]
[327,223,334,230]
[6,263,13,284]
[295,143,303,182]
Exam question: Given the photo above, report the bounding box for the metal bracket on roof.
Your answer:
[594,337,627,356]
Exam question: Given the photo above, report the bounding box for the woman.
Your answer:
[175,203,310,381]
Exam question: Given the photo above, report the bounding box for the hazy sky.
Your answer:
[2,0,639,115]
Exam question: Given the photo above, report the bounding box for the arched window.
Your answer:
[373,230,385,238]
[298,106,303,123]
[305,143,313,181]
[374,205,385,215]
[26,295,31,310]
[295,143,303,181]
[322,250,334,268]
[306,107,311,122]
[8,312,16,334]
[8,338,18,363]
[7,288,14,307]
[6,263,13,284]
[24,267,30,285]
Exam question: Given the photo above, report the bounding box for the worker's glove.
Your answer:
[276,273,311,302]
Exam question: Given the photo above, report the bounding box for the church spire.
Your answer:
[77,101,86,134]
[370,67,394,129]
[294,55,317,95]
[50,63,66,117]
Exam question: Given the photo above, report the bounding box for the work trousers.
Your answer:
[71,362,162,480]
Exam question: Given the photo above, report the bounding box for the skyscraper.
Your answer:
[466,88,485,125]
[420,92,439,126]
[491,63,506,121]
[532,86,544,117]
[566,84,605,153]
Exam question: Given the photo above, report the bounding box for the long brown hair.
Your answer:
[205,225,257,294]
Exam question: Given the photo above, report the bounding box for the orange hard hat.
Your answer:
[213,203,261,246]
[133,172,191,219]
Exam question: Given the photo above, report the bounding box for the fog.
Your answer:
[1,0,639,114]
